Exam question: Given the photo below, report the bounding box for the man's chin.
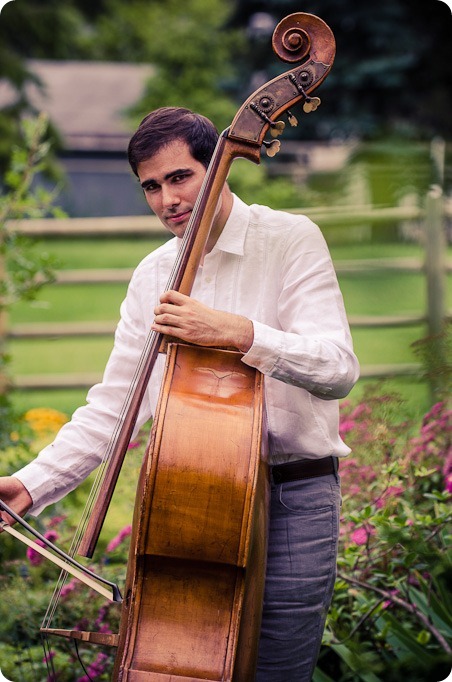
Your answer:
[165,222,187,239]
[164,215,191,236]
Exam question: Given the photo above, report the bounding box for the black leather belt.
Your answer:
[270,456,338,484]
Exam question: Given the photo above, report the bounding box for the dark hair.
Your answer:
[127,107,219,177]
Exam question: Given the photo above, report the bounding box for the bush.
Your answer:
[315,392,452,682]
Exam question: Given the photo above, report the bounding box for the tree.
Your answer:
[0,114,61,446]
[86,0,244,130]
[0,0,101,175]
[228,0,452,140]
[0,0,242,170]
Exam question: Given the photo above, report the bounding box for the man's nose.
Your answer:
[161,184,180,208]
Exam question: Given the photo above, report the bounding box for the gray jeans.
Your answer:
[256,471,341,682]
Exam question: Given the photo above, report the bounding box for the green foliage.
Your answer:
[228,159,306,209]
[230,0,452,141]
[316,394,452,681]
[0,0,89,174]
[0,113,62,308]
[0,514,127,681]
[412,324,452,403]
[94,0,243,129]
[0,113,62,448]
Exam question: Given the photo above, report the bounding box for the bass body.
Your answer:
[113,343,268,681]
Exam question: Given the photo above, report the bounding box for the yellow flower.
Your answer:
[24,407,68,437]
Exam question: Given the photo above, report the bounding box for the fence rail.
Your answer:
[5,189,451,390]
[7,203,434,236]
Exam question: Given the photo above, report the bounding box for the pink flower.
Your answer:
[26,546,44,566]
[106,525,132,552]
[376,486,403,509]
[442,454,452,493]
[350,403,371,420]
[77,652,109,680]
[42,650,56,664]
[339,419,356,437]
[445,473,452,494]
[351,526,374,546]
[47,515,66,528]
[26,530,59,566]
[382,588,399,609]
[60,578,78,598]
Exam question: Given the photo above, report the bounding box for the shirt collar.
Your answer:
[213,193,250,256]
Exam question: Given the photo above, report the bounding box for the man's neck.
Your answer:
[204,185,234,255]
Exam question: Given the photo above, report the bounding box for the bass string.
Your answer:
[41,134,225,627]
[67,140,218,546]
[69,130,224,533]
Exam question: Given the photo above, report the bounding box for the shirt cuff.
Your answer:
[241,319,281,374]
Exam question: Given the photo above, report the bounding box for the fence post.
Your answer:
[425,184,446,337]
[430,136,445,188]
[423,182,448,401]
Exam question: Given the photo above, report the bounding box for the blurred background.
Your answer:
[1,0,451,215]
[0,0,451,415]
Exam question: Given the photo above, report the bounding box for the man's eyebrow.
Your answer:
[140,168,193,189]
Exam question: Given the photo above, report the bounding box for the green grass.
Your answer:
[339,273,428,315]
[12,388,91,416]
[329,242,424,260]
[10,337,113,374]
[11,283,127,323]
[36,236,168,270]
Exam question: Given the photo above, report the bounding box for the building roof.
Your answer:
[0,59,154,152]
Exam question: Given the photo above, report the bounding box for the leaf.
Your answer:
[408,584,452,636]
[313,667,336,682]
[331,643,382,682]
[376,612,438,665]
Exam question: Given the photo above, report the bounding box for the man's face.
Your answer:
[137,139,207,239]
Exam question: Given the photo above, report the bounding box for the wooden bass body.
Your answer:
[113,343,269,681]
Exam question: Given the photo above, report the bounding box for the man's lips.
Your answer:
[165,210,191,225]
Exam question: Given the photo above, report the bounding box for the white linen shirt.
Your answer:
[15,194,359,515]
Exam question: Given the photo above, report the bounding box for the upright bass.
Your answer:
[3,12,336,681]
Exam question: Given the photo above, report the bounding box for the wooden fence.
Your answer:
[5,186,451,391]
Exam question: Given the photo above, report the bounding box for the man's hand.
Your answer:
[0,477,33,529]
[152,290,254,353]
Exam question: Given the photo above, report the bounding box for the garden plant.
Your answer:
[0,387,450,681]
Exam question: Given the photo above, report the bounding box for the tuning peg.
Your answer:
[263,139,281,157]
[303,97,321,113]
[287,110,298,127]
[270,120,285,138]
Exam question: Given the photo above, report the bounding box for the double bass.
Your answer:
[1,12,336,681]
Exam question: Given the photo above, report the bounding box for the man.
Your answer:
[0,107,359,681]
